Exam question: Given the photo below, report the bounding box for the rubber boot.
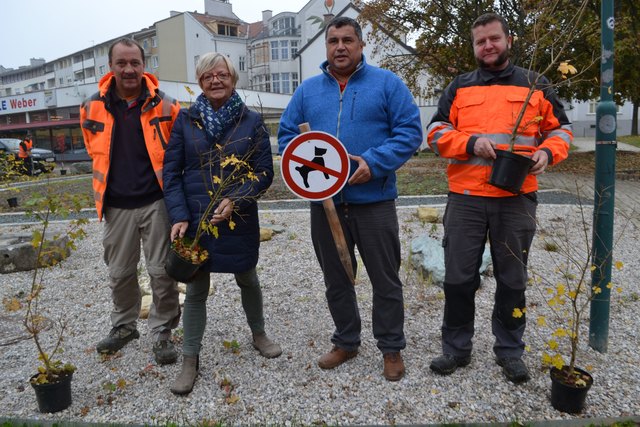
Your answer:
[252,332,282,358]
[170,355,199,395]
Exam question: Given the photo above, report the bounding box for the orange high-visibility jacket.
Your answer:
[80,72,180,220]
[427,63,572,197]
[18,138,33,158]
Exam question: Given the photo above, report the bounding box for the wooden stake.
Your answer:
[298,123,355,285]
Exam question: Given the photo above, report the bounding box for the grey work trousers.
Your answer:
[181,268,265,356]
[310,200,406,354]
[103,198,180,339]
[441,192,537,359]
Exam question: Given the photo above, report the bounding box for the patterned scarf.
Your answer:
[193,90,244,143]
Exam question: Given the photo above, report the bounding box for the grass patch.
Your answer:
[4,150,637,214]
[619,135,640,148]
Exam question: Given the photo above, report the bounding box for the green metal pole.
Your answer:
[589,0,616,353]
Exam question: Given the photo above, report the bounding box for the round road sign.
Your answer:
[280,131,350,201]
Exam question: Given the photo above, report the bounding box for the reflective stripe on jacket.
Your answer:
[79,72,180,220]
[427,63,572,197]
[19,139,33,158]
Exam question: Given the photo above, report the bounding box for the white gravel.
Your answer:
[1,203,639,425]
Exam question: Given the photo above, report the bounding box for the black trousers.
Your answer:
[310,200,406,353]
[441,192,537,359]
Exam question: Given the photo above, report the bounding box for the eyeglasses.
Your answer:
[201,72,231,83]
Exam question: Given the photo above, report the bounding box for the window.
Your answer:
[194,55,200,68]
[291,40,299,57]
[281,73,291,94]
[151,37,157,48]
[280,41,289,60]
[98,65,106,75]
[238,56,245,71]
[143,40,149,50]
[59,77,64,85]
[272,73,280,93]
[292,72,299,92]
[272,17,295,36]
[271,41,279,60]
[217,24,238,37]
[152,56,159,69]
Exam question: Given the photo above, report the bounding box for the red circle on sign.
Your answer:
[281,131,350,201]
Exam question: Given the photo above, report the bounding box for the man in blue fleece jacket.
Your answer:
[278,16,422,381]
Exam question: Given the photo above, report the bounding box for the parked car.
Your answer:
[0,138,55,175]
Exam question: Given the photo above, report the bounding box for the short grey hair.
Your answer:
[195,53,239,86]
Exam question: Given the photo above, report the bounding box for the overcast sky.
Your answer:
[1,0,311,69]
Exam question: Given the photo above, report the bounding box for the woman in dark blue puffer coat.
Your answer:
[163,53,280,395]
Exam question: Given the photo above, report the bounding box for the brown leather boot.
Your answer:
[170,355,199,395]
[318,345,358,369]
[383,352,405,381]
[252,332,282,358]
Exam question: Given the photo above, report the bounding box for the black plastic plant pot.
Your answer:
[30,372,73,413]
[165,249,205,283]
[550,366,593,414]
[488,149,536,194]
[7,197,18,208]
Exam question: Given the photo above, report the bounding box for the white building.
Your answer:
[0,0,632,159]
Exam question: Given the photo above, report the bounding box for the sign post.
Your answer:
[280,123,354,285]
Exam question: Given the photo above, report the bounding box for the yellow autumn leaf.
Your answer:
[592,286,602,294]
[212,226,219,239]
[213,175,222,184]
[548,339,559,350]
[551,354,565,370]
[2,297,22,312]
[512,308,524,318]
[556,284,566,296]
[615,261,624,270]
[537,316,547,327]
[606,282,613,289]
[229,219,236,230]
[557,61,577,76]
[553,328,567,338]
[226,394,240,404]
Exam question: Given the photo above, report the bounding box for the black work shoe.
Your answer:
[96,326,140,354]
[497,357,531,383]
[429,353,471,375]
[153,338,178,365]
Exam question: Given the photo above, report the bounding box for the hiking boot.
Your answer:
[429,353,471,375]
[96,326,140,354]
[383,352,405,381]
[318,345,358,369]
[252,332,282,359]
[170,355,199,395]
[153,334,178,365]
[497,357,531,383]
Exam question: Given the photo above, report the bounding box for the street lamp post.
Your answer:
[589,0,616,353]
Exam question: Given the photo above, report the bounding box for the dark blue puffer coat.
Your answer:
[163,104,273,273]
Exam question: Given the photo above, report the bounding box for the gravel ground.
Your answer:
[1,203,639,425]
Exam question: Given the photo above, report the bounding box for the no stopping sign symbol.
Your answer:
[281,131,350,201]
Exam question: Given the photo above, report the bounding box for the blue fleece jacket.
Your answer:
[278,55,422,204]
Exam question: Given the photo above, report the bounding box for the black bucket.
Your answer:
[30,372,73,413]
[165,249,204,283]
[550,366,593,414]
[488,149,535,194]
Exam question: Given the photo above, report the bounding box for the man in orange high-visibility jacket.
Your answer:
[19,134,33,175]
[427,12,572,384]
[80,38,181,365]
